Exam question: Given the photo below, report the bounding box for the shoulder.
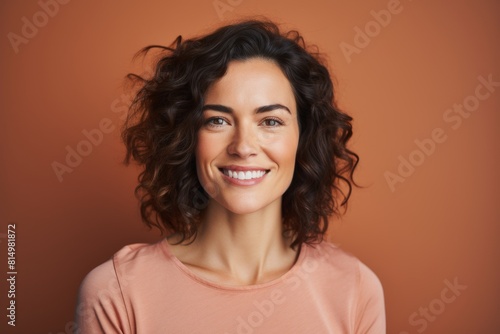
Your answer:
[303,240,386,332]
[75,241,166,333]
[78,241,161,291]
[78,257,117,296]
[305,240,383,287]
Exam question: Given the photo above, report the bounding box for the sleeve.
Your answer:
[74,259,131,334]
[354,261,386,334]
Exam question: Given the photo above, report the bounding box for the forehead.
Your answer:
[203,58,297,112]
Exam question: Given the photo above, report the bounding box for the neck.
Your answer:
[187,198,297,285]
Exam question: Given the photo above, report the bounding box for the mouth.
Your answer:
[219,168,270,180]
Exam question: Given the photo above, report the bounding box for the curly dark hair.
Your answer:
[122,18,359,250]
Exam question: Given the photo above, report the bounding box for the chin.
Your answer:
[217,196,281,216]
[222,203,265,215]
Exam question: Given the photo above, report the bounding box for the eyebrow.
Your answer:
[201,103,291,114]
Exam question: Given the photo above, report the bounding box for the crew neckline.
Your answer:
[160,238,308,291]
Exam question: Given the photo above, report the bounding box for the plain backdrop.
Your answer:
[1,0,499,333]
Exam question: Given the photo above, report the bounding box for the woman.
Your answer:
[76,19,385,333]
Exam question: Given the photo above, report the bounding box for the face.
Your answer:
[195,57,300,215]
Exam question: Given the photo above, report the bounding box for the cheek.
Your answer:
[261,133,299,170]
[195,133,221,196]
[196,132,218,165]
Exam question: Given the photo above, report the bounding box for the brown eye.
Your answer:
[262,118,283,127]
[205,117,229,127]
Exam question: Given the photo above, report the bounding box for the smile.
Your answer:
[221,169,268,180]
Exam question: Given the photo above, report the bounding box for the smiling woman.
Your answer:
[196,58,299,216]
[75,19,386,333]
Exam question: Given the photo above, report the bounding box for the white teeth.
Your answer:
[223,169,267,180]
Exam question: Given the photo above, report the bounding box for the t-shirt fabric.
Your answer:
[75,239,385,333]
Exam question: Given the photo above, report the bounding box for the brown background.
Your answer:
[1,0,499,333]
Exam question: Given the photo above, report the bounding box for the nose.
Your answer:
[227,124,258,158]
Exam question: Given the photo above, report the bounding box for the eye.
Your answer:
[205,117,229,127]
[261,118,284,127]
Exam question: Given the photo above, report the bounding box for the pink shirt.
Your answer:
[75,239,385,333]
